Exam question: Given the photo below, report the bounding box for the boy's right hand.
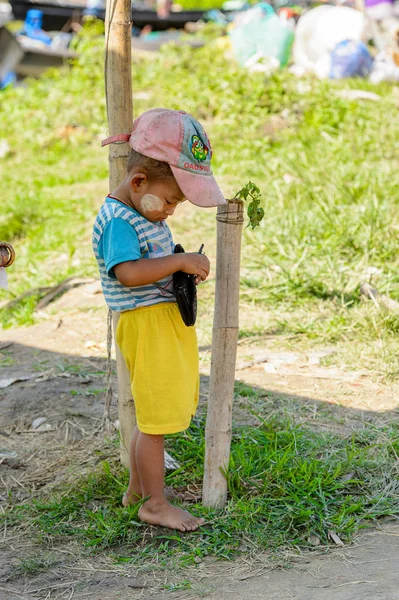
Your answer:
[179,253,210,282]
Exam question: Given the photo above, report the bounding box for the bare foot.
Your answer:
[138,499,205,532]
[122,486,184,507]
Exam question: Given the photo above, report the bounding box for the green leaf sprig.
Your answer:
[234,182,265,229]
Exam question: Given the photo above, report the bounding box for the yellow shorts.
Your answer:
[116,302,199,435]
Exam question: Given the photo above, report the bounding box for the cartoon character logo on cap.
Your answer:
[191,135,209,162]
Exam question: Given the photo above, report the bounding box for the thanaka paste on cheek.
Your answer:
[140,194,164,213]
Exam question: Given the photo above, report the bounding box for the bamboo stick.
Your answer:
[104,0,134,467]
[203,199,244,508]
[112,312,134,466]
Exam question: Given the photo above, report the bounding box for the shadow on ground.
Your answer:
[1,341,399,600]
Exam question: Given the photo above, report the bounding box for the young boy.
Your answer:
[93,109,225,532]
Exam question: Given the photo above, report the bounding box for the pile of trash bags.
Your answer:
[223,2,399,83]
[3,0,399,87]
[292,5,399,82]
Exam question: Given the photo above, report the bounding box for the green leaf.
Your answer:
[234,181,264,229]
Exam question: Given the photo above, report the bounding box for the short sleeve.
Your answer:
[98,218,141,277]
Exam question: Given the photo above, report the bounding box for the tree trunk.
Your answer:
[202,199,244,508]
[104,0,134,467]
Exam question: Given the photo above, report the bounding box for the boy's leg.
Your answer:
[136,431,204,532]
[122,426,142,506]
[123,426,184,506]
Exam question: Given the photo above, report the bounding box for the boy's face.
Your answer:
[132,176,186,223]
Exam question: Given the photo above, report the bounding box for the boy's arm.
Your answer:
[114,253,210,287]
[114,255,181,287]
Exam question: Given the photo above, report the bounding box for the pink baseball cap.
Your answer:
[102,108,226,208]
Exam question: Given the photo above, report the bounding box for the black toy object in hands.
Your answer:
[173,244,203,327]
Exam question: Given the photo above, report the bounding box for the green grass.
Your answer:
[179,0,225,8]
[174,1,257,8]
[2,21,399,575]
[5,412,399,566]
[1,22,399,378]
[10,555,61,579]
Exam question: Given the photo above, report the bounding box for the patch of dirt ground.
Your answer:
[1,524,399,599]
[1,282,399,599]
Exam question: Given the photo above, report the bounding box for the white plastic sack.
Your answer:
[293,6,368,78]
[370,49,399,82]
[365,0,394,20]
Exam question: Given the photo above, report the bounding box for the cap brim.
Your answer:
[170,165,226,208]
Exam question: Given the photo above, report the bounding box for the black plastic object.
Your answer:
[173,243,199,327]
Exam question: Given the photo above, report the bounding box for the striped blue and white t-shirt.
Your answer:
[92,197,175,312]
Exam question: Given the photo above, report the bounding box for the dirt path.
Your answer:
[1,283,399,599]
[1,523,399,599]
[133,524,399,600]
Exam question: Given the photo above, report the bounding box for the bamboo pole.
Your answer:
[104,0,134,467]
[203,199,244,508]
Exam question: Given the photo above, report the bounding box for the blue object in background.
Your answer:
[330,40,373,79]
[0,71,16,90]
[84,0,104,18]
[205,9,229,25]
[20,9,52,46]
